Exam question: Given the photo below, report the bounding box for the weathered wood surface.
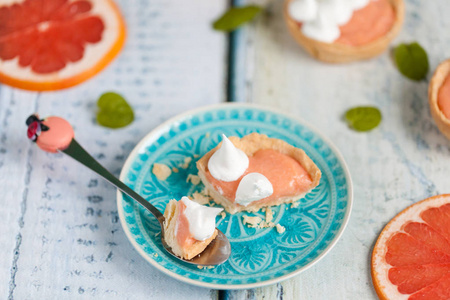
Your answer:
[225,0,450,299]
[2,0,450,299]
[0,0,226,299]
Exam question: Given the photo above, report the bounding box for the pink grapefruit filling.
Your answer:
[205,149,312,205]
[438,73,450,120]
[175,201,196,248]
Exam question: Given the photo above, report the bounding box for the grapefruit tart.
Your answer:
[196,133,321,214]
[284,0,404,63]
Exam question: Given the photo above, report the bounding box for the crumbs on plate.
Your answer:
[186,174,201,185]
[242,215,263,228]
[276,224,286,234]
[191,189,212,205]
[152,163,172,180]
[179,157,192,169]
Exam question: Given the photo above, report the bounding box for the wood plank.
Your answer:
[225,0,450,299]
[0,0,227,298]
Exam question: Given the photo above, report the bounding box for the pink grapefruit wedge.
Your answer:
[0,0,126,91]
[372,194,450,300]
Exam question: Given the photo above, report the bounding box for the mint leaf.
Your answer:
[394,42,429,81]
[213,5,263,32]
[345,106,382,132]
[97,92,134,129]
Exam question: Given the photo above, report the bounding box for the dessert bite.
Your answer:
[284,0,404,63]
[197,133,321,214]
[163,197,223,260]
[429,59,450,140]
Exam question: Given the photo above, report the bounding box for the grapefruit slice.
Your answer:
[372,194,450,300]
[0,0,125,91]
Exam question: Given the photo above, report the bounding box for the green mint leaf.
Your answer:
[394,42,429,81]
[96,92,134,129]
[345,106,382,132]
[213,5,263,32]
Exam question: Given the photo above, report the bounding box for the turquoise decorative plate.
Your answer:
[117,103,352,289]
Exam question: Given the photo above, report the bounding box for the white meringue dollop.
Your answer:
[235,173,274,207]
[181,197,223,241]
[288,0,318,22]
[288,0,370,43]
[208,134,249,182]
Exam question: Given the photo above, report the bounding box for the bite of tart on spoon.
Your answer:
[25,114,231,266]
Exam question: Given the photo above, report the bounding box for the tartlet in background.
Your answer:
[429,59,450,140]
[283,0,405,63]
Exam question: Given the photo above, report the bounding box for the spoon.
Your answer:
[26,114,231,266]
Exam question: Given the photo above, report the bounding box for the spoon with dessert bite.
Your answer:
[25,114,231,266]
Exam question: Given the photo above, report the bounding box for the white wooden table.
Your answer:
[1,0,449,299]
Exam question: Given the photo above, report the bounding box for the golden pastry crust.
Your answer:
[196,133,322,214]
[283,0,404,63]
[429,59,450,140]
[163,200,218,260]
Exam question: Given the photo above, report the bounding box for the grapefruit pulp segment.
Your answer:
[388,264,450,294]
[403,222,450,256]
[420,204,450,242]
[385,232,450,266]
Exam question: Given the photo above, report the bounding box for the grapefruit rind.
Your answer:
[371,194,450,300]
[0,0,126,91]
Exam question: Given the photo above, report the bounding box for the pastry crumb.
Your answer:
[265,208,274,223]
[194,154,199,158]
[258,221,275,228]
[205,132,210,138]
[172,167,179,173]
[243,215,262,228]
[153,253,158,258]
[191,190,212,205]
[276,224,286,234]
[180,157,192,169]
[152,163,172,181]
[186,174,201,185]
[220,211,226,220]
[291,202,300,208]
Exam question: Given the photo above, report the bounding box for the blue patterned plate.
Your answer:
[117,103,352,289]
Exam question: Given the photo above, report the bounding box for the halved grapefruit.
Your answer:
[0,0,125,91]
[372,194,450,300]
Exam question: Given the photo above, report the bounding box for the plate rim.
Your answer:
[117,102,353,290]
